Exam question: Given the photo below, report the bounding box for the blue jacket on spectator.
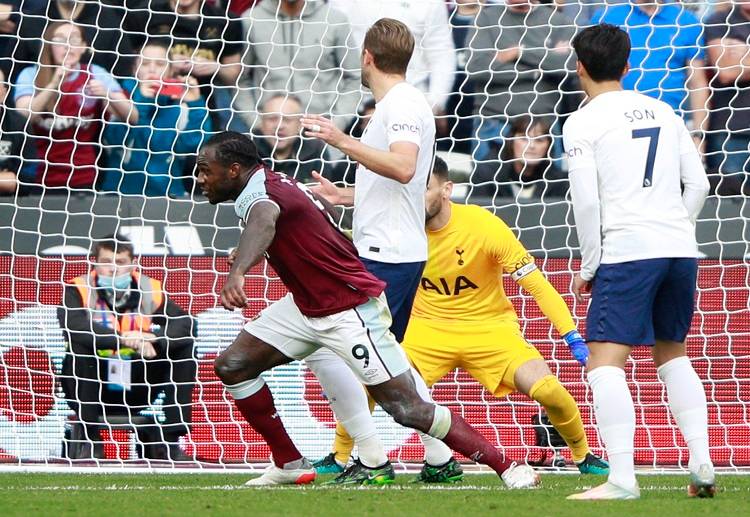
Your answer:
[592,3,704,115]
[102,79,211,197]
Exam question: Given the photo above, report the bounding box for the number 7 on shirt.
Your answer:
[632,127,661,188]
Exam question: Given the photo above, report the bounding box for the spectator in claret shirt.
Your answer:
[14,0,135,82]
[129,0,244,131]
[14,22,136,191]
[704,0,750,191]
[101,39,212,198]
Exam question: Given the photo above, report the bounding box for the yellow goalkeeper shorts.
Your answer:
[401,318,543,397]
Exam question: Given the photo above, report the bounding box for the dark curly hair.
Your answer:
[203,131,263,169]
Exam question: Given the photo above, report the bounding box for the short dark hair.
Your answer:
[363,18,415,75]
[572,24,631,82]
[432,156,449,183]
[92,233,134,259]
[203,131,263,168]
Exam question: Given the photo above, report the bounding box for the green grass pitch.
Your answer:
[1,473,748,516]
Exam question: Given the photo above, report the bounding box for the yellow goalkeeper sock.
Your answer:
[332,395,377,465]
[529,375,589,463]
[332,422,354,465]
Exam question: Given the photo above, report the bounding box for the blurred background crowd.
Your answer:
[0,0,747,203]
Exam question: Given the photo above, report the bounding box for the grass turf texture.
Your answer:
[1,473,748,516]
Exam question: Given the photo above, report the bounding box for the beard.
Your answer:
[360,67,370,89]
[424,202,441,223]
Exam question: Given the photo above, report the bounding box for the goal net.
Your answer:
[0,0,747,472]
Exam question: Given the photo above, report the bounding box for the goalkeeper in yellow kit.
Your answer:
[315,157,608,482]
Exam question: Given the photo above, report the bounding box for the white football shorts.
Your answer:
[243,293,410,385]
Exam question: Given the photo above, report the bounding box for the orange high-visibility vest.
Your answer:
[71,270,164,333]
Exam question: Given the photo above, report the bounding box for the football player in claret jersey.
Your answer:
[564,25,712,500]
[325,158,608,479]
[196,131,539,488]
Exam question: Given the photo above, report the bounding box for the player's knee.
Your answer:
[529,375,575,414]
[380,398,431,432]
[214,351,259,385]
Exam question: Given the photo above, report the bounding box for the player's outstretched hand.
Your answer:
[309,171,340,205]
[301,114,346,148]
[572,273,591,304]
[563,330,589,366]
[221,272,248,310]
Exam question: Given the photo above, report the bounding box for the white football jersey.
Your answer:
[563,90,709,281]
[353,81,435,263]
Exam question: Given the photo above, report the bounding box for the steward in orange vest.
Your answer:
[70,269,165,338]
[57,234,196,461]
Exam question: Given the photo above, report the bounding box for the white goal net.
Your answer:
[0,0,747,472]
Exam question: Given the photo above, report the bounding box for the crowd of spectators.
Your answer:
[0,0,747,200]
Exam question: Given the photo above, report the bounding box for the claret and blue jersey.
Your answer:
[233,167,385,318]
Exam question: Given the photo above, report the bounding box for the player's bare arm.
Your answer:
[302,114,419,184]
[309,171,355,208]
[221,202,280,310]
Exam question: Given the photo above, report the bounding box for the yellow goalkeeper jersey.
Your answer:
[412,203,540,326]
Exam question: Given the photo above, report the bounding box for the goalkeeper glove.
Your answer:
[563,330,588,366]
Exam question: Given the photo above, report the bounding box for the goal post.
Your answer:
[0,0,748,472]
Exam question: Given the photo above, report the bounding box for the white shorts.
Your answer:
[243,293,410,385]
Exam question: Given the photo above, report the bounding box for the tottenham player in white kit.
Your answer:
[299,19,535,488]
[301,19,435,481]
[563,25,713,500]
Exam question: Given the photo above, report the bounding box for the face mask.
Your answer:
[97,273,132,291]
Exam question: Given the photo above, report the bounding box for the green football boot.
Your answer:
[313,453,345,475]
[325,458,396,486]
[576,452,610,475]
[414,457,464,483]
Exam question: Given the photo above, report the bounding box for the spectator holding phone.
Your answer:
[130,0,244,131]
[14,22,136,191]
[102,39,212,197]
